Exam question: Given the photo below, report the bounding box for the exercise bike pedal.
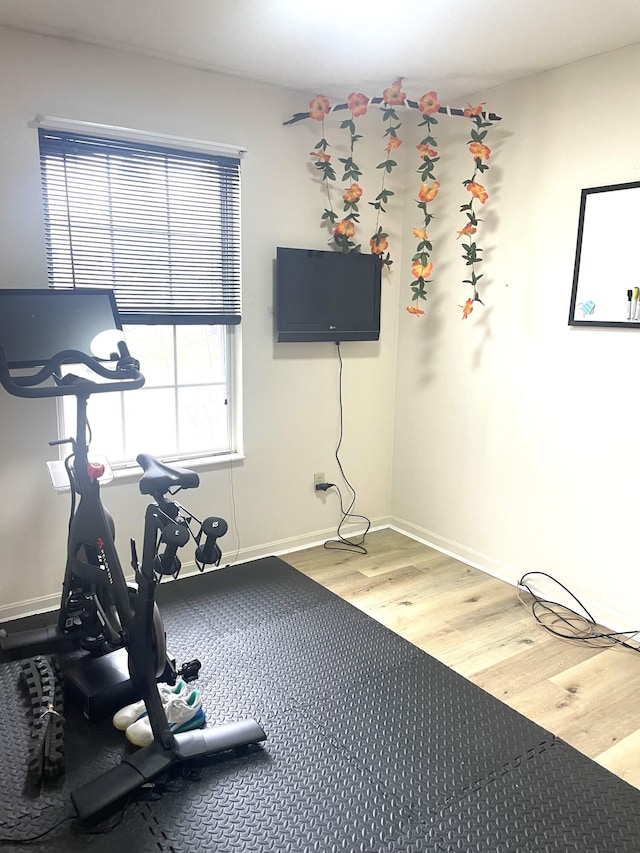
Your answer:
[176,658,201,683]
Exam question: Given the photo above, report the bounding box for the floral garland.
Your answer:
[369,78,405,268]
[407,91,441,317]
[336,92,369,252]
[308,95,339,240]
[308,92,372,252]
[458,103,492,319]
[304,86,497,320]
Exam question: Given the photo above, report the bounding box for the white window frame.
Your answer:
[36,115,246,470]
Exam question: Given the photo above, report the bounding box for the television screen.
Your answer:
[0,288,123,368]
[275,247,381,342]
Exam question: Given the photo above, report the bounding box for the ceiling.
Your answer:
[1,0,640,102]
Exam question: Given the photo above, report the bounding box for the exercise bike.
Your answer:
[0,288,266,821]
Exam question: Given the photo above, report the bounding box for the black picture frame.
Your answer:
[569,180,640,328]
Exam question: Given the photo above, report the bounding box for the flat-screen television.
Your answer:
[275,247,381,342]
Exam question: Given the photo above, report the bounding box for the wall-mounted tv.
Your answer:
[275,247,381,342]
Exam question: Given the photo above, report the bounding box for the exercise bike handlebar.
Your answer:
[0,341,145,399]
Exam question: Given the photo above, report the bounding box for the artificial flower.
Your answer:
[309,150,331,162]
[334,219,355,238]
[469,142,491,160]
[382,78,406,106]
[309,95,330,121]
[418,181,440,203]
[463,103,485,117]
[347,92,369,117]
[466,182,489,204]
[370,235,389,254]
[461,298,474,319]
[385,136,403,153]
[406,305,425,316]
[413,227,428,240]
[411,260,433,279]
[416,143,438,159]
[418,91,440,115]
[342,184,363,203]
[456,223,477,239]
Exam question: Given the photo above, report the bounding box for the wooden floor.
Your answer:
[285,528,640,792]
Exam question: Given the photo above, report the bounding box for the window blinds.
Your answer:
[38,128,242,325]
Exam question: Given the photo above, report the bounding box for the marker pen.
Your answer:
[632,287,639,321]
[628,290,633,320]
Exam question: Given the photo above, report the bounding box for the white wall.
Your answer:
[0,28,400,618]
[391,43,640,631]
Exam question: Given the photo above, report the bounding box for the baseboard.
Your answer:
[230,516,391,565]
[390,516,638,638]
[0,593,61,623]
[0,515,392,622]
[4,515,634,640]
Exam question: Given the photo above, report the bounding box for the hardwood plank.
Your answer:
[472,635,601,700]
[597,729,640,788]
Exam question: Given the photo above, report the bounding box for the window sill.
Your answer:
[50,452,245,492]
[110,452,246,483]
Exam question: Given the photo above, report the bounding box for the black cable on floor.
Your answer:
[517,570,640,653]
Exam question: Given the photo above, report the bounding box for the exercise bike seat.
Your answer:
[136,453,200,495]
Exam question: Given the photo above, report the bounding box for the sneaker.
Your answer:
[125,688,206,748]
[112,679,188,730]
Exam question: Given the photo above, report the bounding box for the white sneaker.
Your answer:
[125,688,206,748]
[112,679,188,730]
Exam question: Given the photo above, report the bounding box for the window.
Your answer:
[37,124,243,466]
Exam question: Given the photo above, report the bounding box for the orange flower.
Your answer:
[469,142,491,160]
[343,183,363,204]
[418,91,440,115]
[309,150,331,162]
[309,95,330,121]
[385,136,403,153]
[411,260,433,279]
[334,219,355,238]
[467,182,489,204]
[461,298,474,319]
[370,235,389,255]
[418,181,440,203]
[347,92,369,117]
[463,102,485,117]
[406,305,425,316]
[416,143,438,159]
[456,223,477,239]
[382,78,406,106]
[413,227,428,240]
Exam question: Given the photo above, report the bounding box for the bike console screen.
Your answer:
[0,288,125,368]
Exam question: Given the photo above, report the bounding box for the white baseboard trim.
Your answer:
[0,516,392,623]
[233,517,391,564]
[390,516,638,638]
[390,517,517,584]
[0,593,62,623]
[4,516,634,642]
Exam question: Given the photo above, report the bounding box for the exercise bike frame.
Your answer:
[0,347,153,652]
[0,340,266,822]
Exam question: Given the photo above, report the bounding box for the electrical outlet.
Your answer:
[313,472,325,487]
